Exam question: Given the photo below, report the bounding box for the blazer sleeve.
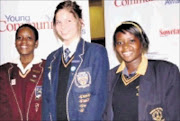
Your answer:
[165,64,180,120]
[0,64,12,120]
[81,46,109,120]
[42,57,52,120]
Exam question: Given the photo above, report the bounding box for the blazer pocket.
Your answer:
[73,67,92,93]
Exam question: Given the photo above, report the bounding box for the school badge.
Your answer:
[35,103,39,112]
[75,71,91,88]
[48,72,51,81]
[35,86,42,100]
[11,79,16,85]
[48,66,52,81]
[149,107,165,121]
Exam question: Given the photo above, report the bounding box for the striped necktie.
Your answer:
[64,48,71,63]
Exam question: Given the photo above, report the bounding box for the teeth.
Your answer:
[21,46,28,49]
[123,52,132,56]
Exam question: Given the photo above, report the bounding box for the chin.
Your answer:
[123,58,134,63]
[61,37,70,41]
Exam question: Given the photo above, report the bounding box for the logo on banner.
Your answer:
[160,29,180,37]
[114,0,154,7]
[0,15,53,32]
[165,0,180,5]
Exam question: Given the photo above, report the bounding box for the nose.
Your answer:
[61,23,67,29]
[21,37,28,43]
[59,21,65,28]
[122,42,129,50]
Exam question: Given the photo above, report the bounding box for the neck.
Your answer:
[126,57,142,74]
[20,55,34,68]
[63,36,80,46]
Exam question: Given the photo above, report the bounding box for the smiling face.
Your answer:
[15,27,38,57]
[55,9,81,45]
[115,31,143,65]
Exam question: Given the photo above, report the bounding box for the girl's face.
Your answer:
[115,31,143,65]
[55,9,81,45]
[15,27,38,57]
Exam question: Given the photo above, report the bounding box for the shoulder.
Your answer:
[148,60,180,76]
[40,59,46,67]
[0,63,16,76]
[46,47,62,60]
[85,41,105,50]
[109,65,119,74]
[107,65,120,89]
[84,42,108,60]
[0,62,14,70]
[108,65,120,79]
[148,59,179,70]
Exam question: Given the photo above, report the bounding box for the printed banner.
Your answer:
[0,0,90,65]
[105,0,180,69]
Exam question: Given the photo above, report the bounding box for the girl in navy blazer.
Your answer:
[42,1,109,121]
[103,21,180,121]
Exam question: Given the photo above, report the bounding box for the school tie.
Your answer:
[64,48,71,63]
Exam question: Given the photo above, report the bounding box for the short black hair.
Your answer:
[113,21,149,52]
[15,24,39,41]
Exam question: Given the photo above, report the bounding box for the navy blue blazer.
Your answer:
[42,38,109,121]
[104,60,180,121]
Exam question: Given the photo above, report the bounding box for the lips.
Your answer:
[20,45,28,49]
[122,51,133,57]
[61,31,69,36]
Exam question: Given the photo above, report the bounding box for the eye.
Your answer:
[56,21,61,24]
[116,41,123,45]
[27,37,33,40]
[130,39,135,43]
[16,36,22,40]
[68,20,72,22]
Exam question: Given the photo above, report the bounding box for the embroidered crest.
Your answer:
[75,71,91,88]
[150,107,165,121]
[35,86,42,100]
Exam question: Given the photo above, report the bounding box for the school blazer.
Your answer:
[42,38,109,121]
[104,60,180,121]
[0,60,45,121]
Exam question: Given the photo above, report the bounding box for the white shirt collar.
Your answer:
[63,37,80,57]
[11,56,42,74]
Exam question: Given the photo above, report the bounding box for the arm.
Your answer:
[166,65,180,120]
[0,65,12,120]
[42,59,52,120]
[81,46,109,120]
[103,70,117,121]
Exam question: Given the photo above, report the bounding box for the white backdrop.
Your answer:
[105,0,180,69]
[0,0,91,65]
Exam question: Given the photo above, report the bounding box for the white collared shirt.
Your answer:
[11,56,42,74]
[62,37,80,57]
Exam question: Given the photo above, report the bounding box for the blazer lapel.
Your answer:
[138,64,153,120]
[67,39,85,88]
[51,48,63,94]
